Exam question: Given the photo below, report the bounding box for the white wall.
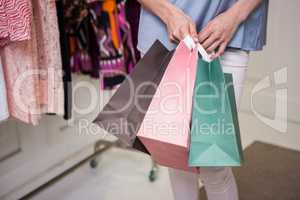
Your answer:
[239,0,300,150]
[245,0,300,120]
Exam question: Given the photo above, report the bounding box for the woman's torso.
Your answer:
[137,0,269,54]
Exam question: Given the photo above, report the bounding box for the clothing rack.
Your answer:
[0,0,155,199]
[55,0,158,187]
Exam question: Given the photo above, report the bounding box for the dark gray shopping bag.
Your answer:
[93,41,173,153]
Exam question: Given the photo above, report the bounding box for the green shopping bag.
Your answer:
[188,58,244,167]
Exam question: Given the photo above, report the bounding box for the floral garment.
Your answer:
[0,0,64,125]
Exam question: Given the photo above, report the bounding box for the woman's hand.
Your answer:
[198,0,263,59]
[137,0,198,43]
[164,7,198,43]
[198,9,241,59]
[138,0,262,54]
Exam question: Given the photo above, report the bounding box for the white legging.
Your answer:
[169,49,249,200]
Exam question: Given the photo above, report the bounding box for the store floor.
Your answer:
[30,147,174,200]
[30,141,300,200]
[200,141,300,200]
[30,112,300,200]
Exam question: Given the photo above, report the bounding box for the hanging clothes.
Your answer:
[95,0,137,89]
[0,60,9,122]
[63,0,100,78]
[94,1,126,89]
[32,0,64,115]
[117,1,137,73]
[0,0,41,125]
[125,0,141,61]
[1,30,41,125]
[61,0,137,89]
[56,0,72,120]
[0,0,64,125]
[0,0,32,47]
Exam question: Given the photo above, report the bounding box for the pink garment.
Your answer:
[0,0,32,46]
[0,59,9,121]
[1,0,40,124]
[32,0,64,115]
[0,0,64,125]
[1,27,41,125]
[137,41,198,172]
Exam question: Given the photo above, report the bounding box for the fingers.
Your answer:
[211,41,227,59]
[169,32,180,43]
[189,23,198,42]
[198,25,213,43]
[207,39,222,53]
[170,29,184,43]
[202,32,221,49]
[199,22,227,59]
[170,21,198,43]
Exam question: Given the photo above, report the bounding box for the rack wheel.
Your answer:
[148,166,158,182]
[90,159,98,169]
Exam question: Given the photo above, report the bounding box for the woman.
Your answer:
[136,0,268,200]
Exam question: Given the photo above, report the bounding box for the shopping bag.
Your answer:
[188,58,244,166]
[93,40,173,153]
[137,38,198,172]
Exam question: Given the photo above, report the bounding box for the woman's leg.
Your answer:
[169,49,249,200]
[169,168,199,200]
[199,167,238,200]
[220,49,249,110]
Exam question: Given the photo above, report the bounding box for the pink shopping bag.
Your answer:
[137,38,198,172]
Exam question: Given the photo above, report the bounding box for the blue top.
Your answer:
[137,0,269,54]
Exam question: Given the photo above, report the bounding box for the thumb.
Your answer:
[189,23,199,43]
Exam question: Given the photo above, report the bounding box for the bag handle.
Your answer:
[183,35,213,63]
[196,42,213,63]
